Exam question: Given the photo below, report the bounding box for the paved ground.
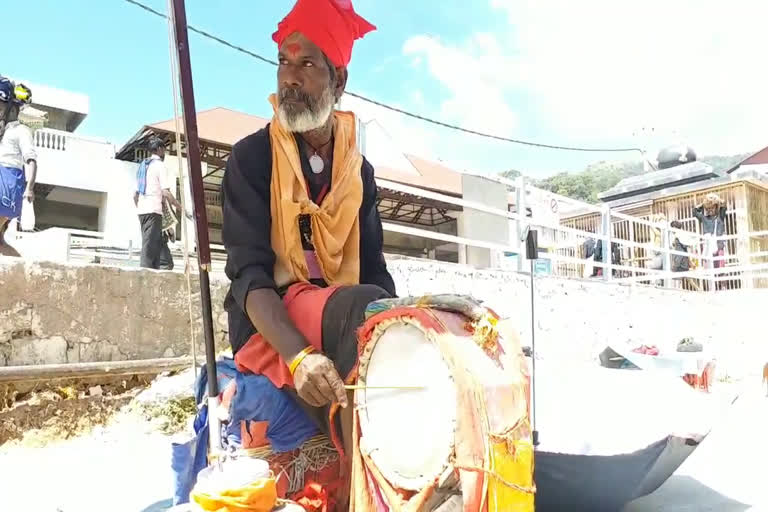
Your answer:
[625,377,767,511]
[0,376,765,512]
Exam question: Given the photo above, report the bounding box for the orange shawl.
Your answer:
[267,94,363,289]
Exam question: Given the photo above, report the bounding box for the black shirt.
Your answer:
[221,125,396,354]
[693,205,727,250]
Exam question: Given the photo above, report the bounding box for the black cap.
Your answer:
[147,136,165,151]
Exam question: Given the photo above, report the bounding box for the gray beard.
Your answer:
[277,87,335,133]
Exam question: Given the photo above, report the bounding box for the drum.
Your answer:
[352,295,534,512]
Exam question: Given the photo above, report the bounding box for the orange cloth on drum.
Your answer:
[190,477,278,512]
[345,306,534,512]
[267,94,363,291]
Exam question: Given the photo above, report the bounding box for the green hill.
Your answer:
[500,154,749,204]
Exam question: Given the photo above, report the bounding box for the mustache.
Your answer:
[279,87,314,108]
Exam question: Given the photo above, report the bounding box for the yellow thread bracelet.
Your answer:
[288,346,316,375]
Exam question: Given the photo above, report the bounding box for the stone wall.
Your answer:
[1,257,765,376]
[0,260,229,366]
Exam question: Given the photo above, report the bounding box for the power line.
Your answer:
[122,0,643,154]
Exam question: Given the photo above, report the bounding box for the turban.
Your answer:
[272,0,376,68]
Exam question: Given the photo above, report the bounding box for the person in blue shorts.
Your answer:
[0,77,36,257]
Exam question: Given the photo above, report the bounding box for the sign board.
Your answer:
[533,258,552,276]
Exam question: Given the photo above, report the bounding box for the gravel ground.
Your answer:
[0,370,196,512]
[0,373,764,512]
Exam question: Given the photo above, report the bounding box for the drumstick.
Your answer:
[344,385,425,390]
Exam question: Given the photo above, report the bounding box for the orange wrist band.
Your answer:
[289,346,316,375]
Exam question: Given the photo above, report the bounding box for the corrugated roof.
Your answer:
[599,161,718,202]
[148,107,269,147]
[122,106,466,197]
[376,154,462,196]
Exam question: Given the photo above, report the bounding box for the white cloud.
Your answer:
[339,91,439,160]
[405,0,768,157]
[402,34,521,138]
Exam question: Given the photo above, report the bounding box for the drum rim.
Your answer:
[355,315,458,491]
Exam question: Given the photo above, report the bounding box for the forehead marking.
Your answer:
[285,43,301,56]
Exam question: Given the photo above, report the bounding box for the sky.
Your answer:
[5,0,768,178]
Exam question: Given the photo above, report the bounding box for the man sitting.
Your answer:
[221,0,394,479]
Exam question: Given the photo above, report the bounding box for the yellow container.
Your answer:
[487,439,535,512]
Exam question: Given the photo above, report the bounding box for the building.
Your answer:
[6,82,151,256]
[560,147,768,288]
[12,80,567,270]
[729,146,768,177]
[117,106,544,267]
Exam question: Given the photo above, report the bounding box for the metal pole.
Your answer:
[166,0,198,381]
[529,258,538,446]
[601,205,612,281]
[663,225,672,289]
[170,0,220,449]
[515,176,527,273]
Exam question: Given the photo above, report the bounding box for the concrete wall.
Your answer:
[35,146,142,245]
[27,151,203,253]
[1,258,764,378]
[0,260,229,366]
[458,174,510,268]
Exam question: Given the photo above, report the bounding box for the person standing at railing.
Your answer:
[647,213,667,283]
[0,77,36,257]
[668,220,703,291]
[134,136,183,269]
[693,193,727,271]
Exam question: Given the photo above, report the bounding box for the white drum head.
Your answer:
[356,322,457,491]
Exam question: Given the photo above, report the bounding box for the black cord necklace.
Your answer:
[301,134,333,174]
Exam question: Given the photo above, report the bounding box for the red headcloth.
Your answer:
[272,0,376,68]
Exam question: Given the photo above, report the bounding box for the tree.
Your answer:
[501,154,749,204]
[499,169,522,180]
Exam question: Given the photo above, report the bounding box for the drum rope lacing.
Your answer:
[241,436,340,494]
[453,412,536,495]
[282,441,339,493]
[451,461,536,495]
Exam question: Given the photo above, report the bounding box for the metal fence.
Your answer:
[12,175,766,292]
[63,230,228,274]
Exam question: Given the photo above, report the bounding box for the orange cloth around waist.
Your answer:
[234,282,339,388]
[191,477,278,512]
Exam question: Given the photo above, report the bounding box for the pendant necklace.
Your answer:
[302,134,333,174]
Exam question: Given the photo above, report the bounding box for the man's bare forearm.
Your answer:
[245,288,309,362]
[25,160,37,189]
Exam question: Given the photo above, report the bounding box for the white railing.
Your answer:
[10,175,766,292]
[376,176,768,292]
[33,128,116,159]
[63,231,227,274]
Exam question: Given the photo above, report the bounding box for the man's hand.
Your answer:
[293,353,348,408]
[23,187,34,203]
